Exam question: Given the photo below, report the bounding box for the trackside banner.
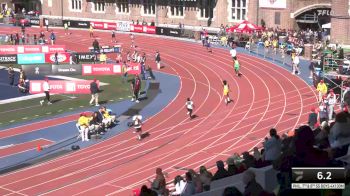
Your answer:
[45,52,70,63]
[82,63,140,75]
[0,45,66,54]
[29,80,99,94]
[130,24,156,34]
[91,21,117,30]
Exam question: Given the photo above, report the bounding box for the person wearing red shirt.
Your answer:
[131,75,141,103]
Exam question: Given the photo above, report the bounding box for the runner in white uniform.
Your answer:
[185,98,194,119]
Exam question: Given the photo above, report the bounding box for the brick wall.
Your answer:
[330,0,350,44]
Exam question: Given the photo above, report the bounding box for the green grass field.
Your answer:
[0,75,139,128]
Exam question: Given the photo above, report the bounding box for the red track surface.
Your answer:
[0,139,53,159]
[0,27,317,196]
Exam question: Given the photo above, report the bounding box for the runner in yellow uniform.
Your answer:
[223,80,232,105]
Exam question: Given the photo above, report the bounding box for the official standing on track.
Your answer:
[89,78,100,107]
[155,51,161,70]
[131,75,141,103]
[8,66,15,86]
[40,77,52,106]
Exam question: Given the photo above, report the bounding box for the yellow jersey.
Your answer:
[317,83,328,94]
[78,116,90,127]
[223,84,229,95]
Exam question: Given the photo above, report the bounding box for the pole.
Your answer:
[61,0,63,20]
[155,0,158,26]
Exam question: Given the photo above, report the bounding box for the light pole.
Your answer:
[61,0,64,20]
[155,0,158,26]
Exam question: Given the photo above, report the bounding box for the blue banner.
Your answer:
[18,53,45,64]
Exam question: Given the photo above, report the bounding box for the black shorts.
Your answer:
[112,34,115,38]
[187,108,192,112]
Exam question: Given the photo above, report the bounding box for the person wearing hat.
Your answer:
[327,89,337,121]
[89,78,100,106]
[317,80,328,103]
[40,77,52,106]
[77,112,91,141]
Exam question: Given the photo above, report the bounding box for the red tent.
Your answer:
[226,20,262,33]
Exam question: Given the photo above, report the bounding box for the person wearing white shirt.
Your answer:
[327,89,337,120]
[292,55,300,75]
[171,175,186,196]
[40,77,52,105]
[185,98,194,119]
[230,46,237,61]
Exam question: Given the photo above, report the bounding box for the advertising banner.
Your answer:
[82,64,121,75]
[0,45,17,54]
[52,64,82,75]
[21,64,52,76]
[168,28,181,37]
[126,62,141,75]
[0,45,66,54]
[29,16,40,26]
[76,53,96,62]
[63,20,90,29]
[0,54,17,64]
[29,80,98,94]
[156,27,170,36]
[117,21,130,32]
[259,0,286,8]
[143,25,156,34]
[41,45,66,53]
[130,25,156,34]
[17,45,41,53]
[91,21,117,30]
[18,53,45,64]
[45,52,70,63]
[88,46,115,54]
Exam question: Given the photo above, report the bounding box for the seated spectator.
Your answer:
[226,157,237,176]
[89,111,104,135]
[188,169,202,193]
[222,186,242,196]
[77,112,92,142]
[18,78,28,93]
[171,175,185,196]
[294,125,330,167]
[314,121,330,149]
[199,166,212,191]
[140,185,157,196]
[253,147,265,167]
[149,168,167,196]
[182,172,196,196]
[242,152,256,168]
[328,111,350,148]
[242,170,264,196]
[212,160,229,181]
[263,128,282,163]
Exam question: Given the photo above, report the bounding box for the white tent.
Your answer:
[322,23,331,29]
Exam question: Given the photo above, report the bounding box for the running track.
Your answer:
[0,27,317,195]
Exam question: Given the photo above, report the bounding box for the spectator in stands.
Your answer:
[293,125,330,166]
[212,160,229,181]
[188,169,202,193]
[199,166,213,191]
[77,112,91,142]
[242,170,264,196]
[317,80,328,103]
[222,186,242,196]
[226,157,237,176]
[181,172,196,196]
[89,78,100,106]
[149,168,167,196]
[319,97,329,123]
[242,152,255,168]
[308,107,318,129]
[314,121,330,149]
[263,128,282,163]
[171,175,185,196]
[8,66,15,86]
[140,185,157,196]
[253,147,264,167]
[328,111,350,149]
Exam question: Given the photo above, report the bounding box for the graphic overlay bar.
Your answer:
[292,167,346,189]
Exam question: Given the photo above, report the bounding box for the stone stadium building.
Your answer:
[1,0,350,44]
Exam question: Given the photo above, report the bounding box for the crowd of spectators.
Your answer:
[135,108,350,196]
